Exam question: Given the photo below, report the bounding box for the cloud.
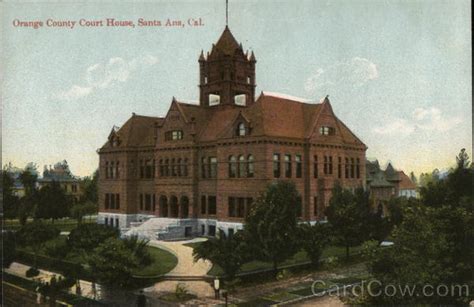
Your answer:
[373,107,462,135]
[54,55,158,101]
[305,57,378,94]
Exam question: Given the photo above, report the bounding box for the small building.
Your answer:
[38,161,82,202]
[366,160,418,213]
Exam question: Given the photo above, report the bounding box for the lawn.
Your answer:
[132,246,178,277]
[4,218,95,232]
[206,244,364,276]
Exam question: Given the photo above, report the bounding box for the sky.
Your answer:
[1,0,472,177]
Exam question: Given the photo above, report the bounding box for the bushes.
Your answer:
[43,236,68,259]
[67,223,120,251]
[25,267,39,277]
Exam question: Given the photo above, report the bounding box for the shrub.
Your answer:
[26,267,40,277]
[43,237,68,258]
[175,283,189,300]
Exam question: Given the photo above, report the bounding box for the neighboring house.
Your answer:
[38,161,82,202]
[98,26,367,238]
[366,160,418,213]
[3,164,30,198]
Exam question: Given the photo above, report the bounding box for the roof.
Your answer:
[102,114,162,148]
[398,171,417,190]
[213,26,240,55]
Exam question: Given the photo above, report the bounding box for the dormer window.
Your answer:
[319,126,335,136]
[209,94,220,106]
[237,122,246,136]
[165,130,183,141]
[234,94,246,106]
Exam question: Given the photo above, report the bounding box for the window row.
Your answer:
[140,159,155,179]
[228,155,255,178]
[160,158,189,177]
[228,197,254,218]
[104,193,120,210]
[200,195,217,215]
[273,154,302,178]
[165,130,183,141]
[201,157,218,179]
[104,217,119,228]
[105,161,120,179]
[139,193,156,211]
[313,155,361,179]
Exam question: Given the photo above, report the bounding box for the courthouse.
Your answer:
[98,27,367,238]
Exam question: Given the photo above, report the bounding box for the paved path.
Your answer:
[145,238,215,297]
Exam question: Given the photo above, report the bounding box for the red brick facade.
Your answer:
[98,27,367,230]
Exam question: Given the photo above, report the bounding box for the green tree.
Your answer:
[244,181,300,274]
[297,223,330,267]
[36,181,73,222]
[325,185,370,259]
[193,232,248,280]
[2,170,20,219]
[16,221,60,268]
[122,235,151,266]
[67,223,120,252]
[87,237,138,288]
[70,201,97,224]
[81,169,99,204]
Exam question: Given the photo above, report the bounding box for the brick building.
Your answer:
[98,27,367,238]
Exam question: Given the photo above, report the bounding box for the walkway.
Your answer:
[145,238,215,298]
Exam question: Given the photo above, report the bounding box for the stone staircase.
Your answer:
[123,218,198,241]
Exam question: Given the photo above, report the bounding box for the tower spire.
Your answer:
[226,0,229,26]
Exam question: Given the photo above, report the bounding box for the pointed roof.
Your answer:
[214,26,240,55]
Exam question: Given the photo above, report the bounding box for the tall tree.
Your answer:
[36,181,72,222]
[70,201,97,224]
[81,169,99,204]
[325,185,370,259]
[67,223,120,252]
[297,223,330,267]
[2,170,20,219]
[244,181,300,273]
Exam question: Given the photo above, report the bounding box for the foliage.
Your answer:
[1,170,20,219]
[244,181,300,273]
[365,149,474,304]
[36,181,73,221]
[325,185,371,259]
[175,283,189,300]
[87,237,139,288]
[297,222,330,267]
[25,267,40,277]
[122,235,152,266]
[16,220,60,267]
[19,163,38,195]
[80,169,99,204]
[70,201,97,224]
[2,231,17,268]
[67,223,120,252]
[193,232,248,280]
[43,236,69,259]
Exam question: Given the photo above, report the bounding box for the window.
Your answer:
[228,197,235,217]
[208,225,216,236]
[72,184,77,193]
[177,158,182,176]
[165,130,183,141]
[171,158,176,177]
[247,76,251,84]
[116,162,120,178]
[234,95,246,106]
[324,156,328,175]
[105,162,109,179]
[201,157,207,179]
[273,154,281,178]
[144,159,153,178]
[228,156,237,178]
[153,194,156,211]
[116,194,120,210]
[338,157,342,178]
[228,228,234,238]
[145,194,151,211]
[295,154,302,178]
[110,161,115,178]
[237,198,245,217]
[314,196,318,216]
[329,156,333,175]
[247,155,254,178]
[319,126,335,136]
[105,193,110,209]
[164,159,170,177]
[201,195,207,214]
[110,193,115,209]
[183,158,189,177]
[140,194,144,210]
[208,196,217,215]
[238,155,245,178]
[324,156,333,175]
[105,217,108,225]
[356,158,360,179]
[237,122,246,136]
[314,155,318,178]
[350,158,355,178]
[209,157,217,178]
[159,159,164,177]
[285,154,292,178]
[345,158,349,178]
[209,94,220,106]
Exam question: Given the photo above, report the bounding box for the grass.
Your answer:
[4,218,95,232]
[206,244,364,276]
[132,246,178,277]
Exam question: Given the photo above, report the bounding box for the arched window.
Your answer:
[247,155,254,177]
[209,157,217,178]
[237,122,246,136]
[228,156,237,178]
[238,155,245,178]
